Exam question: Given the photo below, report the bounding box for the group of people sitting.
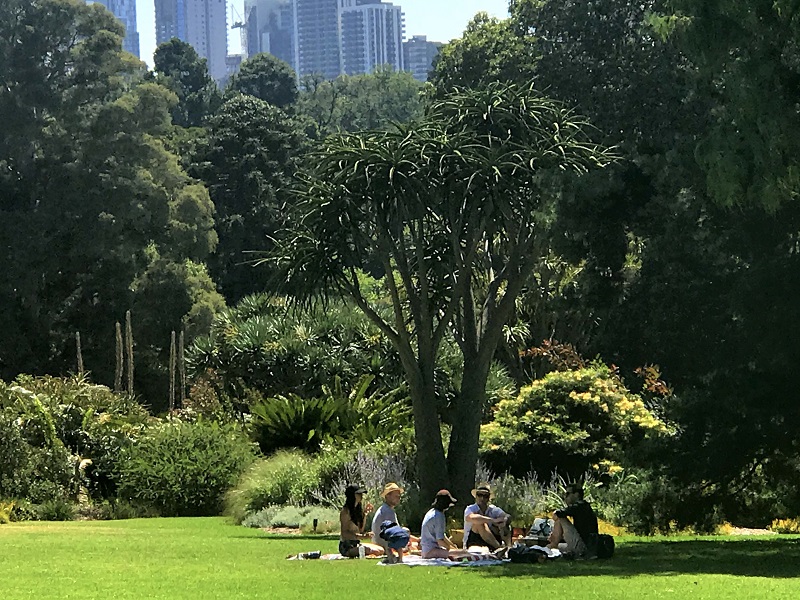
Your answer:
[339,481,598,562]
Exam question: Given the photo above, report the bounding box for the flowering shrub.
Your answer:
[480,363,671,478]
[770,518,800,534]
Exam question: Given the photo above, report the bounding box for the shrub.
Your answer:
[117,420,256,516]
[0,500,13,524]
[480,363,671,478]
[35,498,76,522]
[241,505,340,532]
[226,440,421,528]
[225,450,322,523]
[590,467,725,535]
[770,518,800,534]
[0,375,153,504]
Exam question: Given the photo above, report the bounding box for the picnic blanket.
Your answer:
[287,545,561,563]
[377,554,505,567]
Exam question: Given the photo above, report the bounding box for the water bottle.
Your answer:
[358,545,366,559]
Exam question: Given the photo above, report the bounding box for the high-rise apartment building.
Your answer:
[242,0,295,67]
[292,0,342,80]
[154,0,228,82]
[340,0,404,75]
[86,0,140,58]
[403,35,442,82]
[240,0,410,80]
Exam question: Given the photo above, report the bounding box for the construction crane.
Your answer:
[230,2,247,57]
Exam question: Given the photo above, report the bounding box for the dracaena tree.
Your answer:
[270,82,613,501]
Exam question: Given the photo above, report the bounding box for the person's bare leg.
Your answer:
[422,547,451,559]
[398,548,404,563]
[548,518,564,549]
[473,522,502,549]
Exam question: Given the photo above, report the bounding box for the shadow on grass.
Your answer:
[231,533,340,542]
[473,538,800,579]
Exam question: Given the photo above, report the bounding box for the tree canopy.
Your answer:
[271,81,613,500]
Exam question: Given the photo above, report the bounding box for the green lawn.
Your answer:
[2,518,799,599]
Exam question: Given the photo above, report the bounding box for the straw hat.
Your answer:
[471,483,493,499]
[380,482,405,498]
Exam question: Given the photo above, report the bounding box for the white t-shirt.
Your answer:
[371,502,398,545]
[420,508,446,554]
[463,503,507,548]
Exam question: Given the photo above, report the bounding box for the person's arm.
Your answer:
[434,513,452,549]
[554,502,579,519]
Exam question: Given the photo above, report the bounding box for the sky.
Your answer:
[135,0,511,67]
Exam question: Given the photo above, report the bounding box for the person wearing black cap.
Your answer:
[463,483,512,550]
[547,482,598,558]
[339,484,375,557]
[420,490,472,559]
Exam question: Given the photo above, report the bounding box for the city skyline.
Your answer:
[134,0,510,66]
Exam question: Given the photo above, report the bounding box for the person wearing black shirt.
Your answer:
[547,483,598,557]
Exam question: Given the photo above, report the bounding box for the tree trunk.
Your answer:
[447,354,492,505]
[408,364,449,504]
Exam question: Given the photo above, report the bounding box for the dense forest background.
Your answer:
[2,0,800,530]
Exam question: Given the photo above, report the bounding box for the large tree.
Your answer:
[153,38,221,128]
[662,0,800,209]
[272,82,612,501]
[226,53,298,109]
[190,94,308,302]
[0,0,223,404]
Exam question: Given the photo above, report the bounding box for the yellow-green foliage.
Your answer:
[481,364,670,462]
[770,518,800,534]
[0,500,14,524]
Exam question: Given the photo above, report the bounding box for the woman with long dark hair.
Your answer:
[339,484,377,557]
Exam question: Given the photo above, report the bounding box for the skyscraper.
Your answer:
[403,35,442,82]
[340,0,404,76]
[242,0,295,67]
[240,0,410,80]
[292,0,342,80]
[86,0,140,58]
[154,0,228,82]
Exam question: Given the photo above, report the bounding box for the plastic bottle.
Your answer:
[358,545,366,559]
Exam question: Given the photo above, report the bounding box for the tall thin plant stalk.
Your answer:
[169,330,176,412]
[115,322,123,392]
[75,332,84,375]
[178,328,186,407]
[125,310,134,394]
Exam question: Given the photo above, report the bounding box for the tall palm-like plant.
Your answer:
[269,82,614,502]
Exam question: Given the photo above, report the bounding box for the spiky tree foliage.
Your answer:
[270,82,613,502]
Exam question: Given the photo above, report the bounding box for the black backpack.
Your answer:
[596,534,615,559]
[508,545,548,563]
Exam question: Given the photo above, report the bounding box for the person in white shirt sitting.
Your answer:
[370,482,418,559]
[463,483,512,550]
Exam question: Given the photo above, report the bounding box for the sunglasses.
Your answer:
[476,492,490,498]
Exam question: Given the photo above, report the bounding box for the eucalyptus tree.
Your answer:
[271,82,613,500]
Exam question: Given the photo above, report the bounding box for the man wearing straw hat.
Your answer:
[371,482,418,554]
[463,483,512,550]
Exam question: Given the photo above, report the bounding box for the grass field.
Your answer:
[2,517,800,599]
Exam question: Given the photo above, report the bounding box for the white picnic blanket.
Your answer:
[377,554,505,567]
